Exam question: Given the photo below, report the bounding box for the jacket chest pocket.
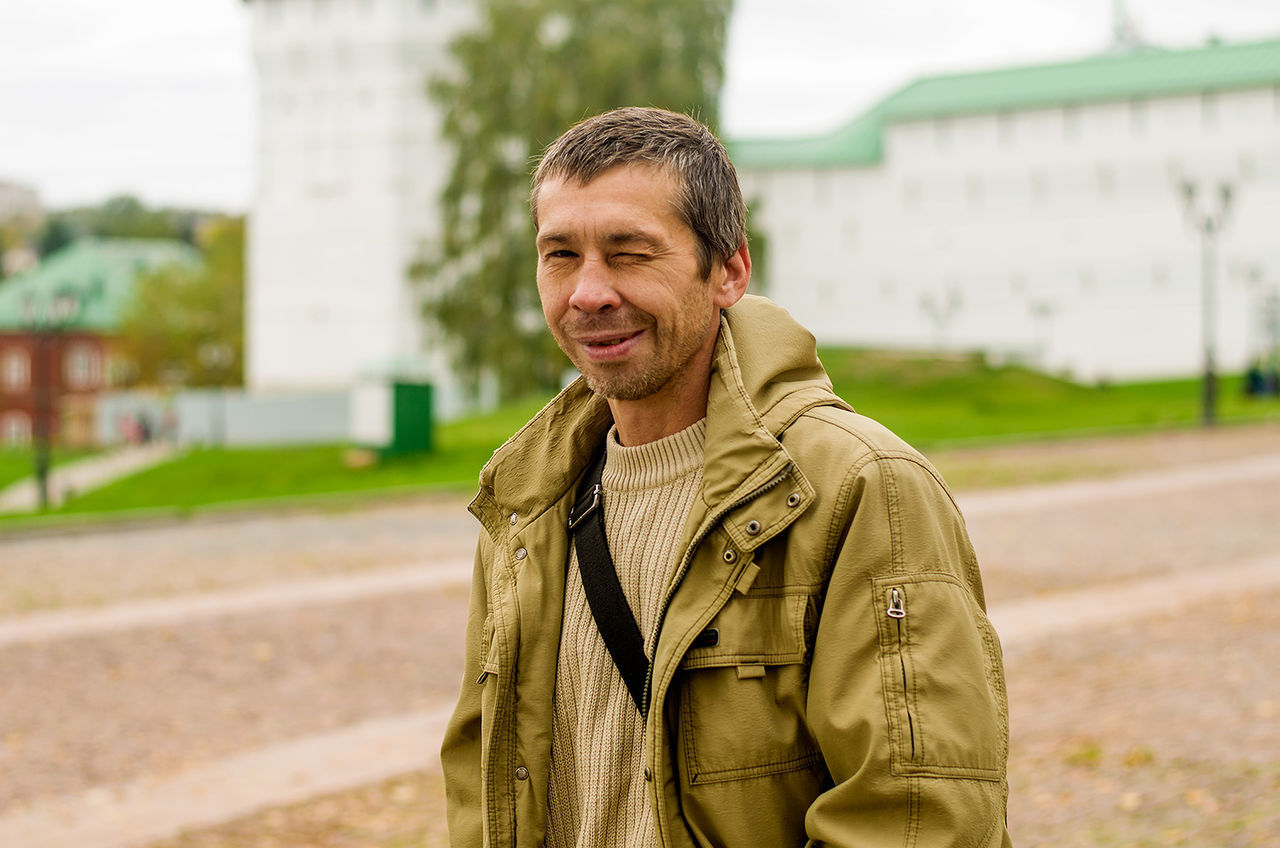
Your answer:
[873,573,1007,781]
[675,592,824,784]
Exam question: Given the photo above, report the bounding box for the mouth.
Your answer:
[582,332,640,348]
[574,329,644,360]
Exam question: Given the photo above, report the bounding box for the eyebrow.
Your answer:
[536,230,665,250]
[606,231,663,249]
[536,233,573,249]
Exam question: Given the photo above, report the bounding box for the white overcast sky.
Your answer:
[1,0,1278,212]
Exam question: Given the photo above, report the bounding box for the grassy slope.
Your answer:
[819,349,1272,445]
[49,396,552,515]
[22,354,1280,518]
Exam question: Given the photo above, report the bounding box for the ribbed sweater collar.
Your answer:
[601,419,707,492]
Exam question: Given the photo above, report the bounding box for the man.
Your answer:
[442,107,1013,847]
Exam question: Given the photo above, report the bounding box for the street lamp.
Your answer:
[1176,178,1234,427]
[21,290,81,510]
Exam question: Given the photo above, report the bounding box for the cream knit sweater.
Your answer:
[546,419,707,848]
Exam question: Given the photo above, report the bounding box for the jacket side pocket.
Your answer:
[872,573,1007,781]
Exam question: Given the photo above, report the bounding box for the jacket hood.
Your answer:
[718,294,851,434]
[473,294,851,528]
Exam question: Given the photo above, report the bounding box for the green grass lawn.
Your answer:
[41,395,553,517]
[0,448,99,490]
[820,349,1278,445]
[8,354,1279,521]
[0,452,35,490]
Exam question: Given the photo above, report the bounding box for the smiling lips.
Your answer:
[584,334,637,347]
[574,329,644,359]
[576,329,643,346]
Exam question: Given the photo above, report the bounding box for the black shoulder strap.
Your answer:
[567,449,649,716]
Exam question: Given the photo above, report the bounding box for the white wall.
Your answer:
[246,0,473,393]
[742,86,1280,381]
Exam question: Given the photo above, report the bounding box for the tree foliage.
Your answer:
[115,217,245,387]
[420,0,734,399]
[40,195,202,256]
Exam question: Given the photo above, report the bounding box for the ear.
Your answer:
[712,239,751,309]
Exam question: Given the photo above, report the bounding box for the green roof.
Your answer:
[0,238,202,332]
[729,37,1280,169]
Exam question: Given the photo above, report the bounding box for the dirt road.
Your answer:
[1,423,1276,847]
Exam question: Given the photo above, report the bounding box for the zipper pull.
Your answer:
[887,588,906,619]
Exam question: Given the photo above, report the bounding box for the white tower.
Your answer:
[244,0,472,393]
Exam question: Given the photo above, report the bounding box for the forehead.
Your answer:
[535,164,683,236]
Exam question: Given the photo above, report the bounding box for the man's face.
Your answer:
[534,164,731,404]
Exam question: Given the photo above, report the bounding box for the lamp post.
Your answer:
[1176,179,1234,427]
[22,290,81,510]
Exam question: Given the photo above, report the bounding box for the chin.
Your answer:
[583,369,667,402]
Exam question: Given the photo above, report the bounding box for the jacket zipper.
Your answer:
[644,463,795,847]
[642,463,794,712]
[888,587,916,760]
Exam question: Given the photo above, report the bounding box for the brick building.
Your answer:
[0,239,200,447]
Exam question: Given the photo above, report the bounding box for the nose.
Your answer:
[567,258,621,313]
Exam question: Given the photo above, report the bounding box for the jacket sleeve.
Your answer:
[440,537,492,847]
[803,453,1012,847]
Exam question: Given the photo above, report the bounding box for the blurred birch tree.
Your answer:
[419,0,734,399]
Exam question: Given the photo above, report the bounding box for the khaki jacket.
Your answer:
[441,295,1013,847]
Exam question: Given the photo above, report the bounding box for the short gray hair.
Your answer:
[531,107,746,278]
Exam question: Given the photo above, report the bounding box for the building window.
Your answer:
[997,112,1016,147]
[843,220,857,247]
[64,343,101,390]
[934,118,952,151]
[0,411,30,446]
[1,348,29,393]
[1097,165,1116,199]
[1201,92,1217,127]
[1030,170,1050,205]
[813,172,830,206]
[1152,263,1171,290]
[1079,267,1097,293]
[965,174,984,208]
[1129,98,1146,134]
[1062,105,1079,140]
[1240,152,1257,180]
[902,179,921,209]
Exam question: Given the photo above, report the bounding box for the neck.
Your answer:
[608,350,715,446]
[609,389,709,446]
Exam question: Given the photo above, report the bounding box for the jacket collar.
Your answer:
[471,295,851,533]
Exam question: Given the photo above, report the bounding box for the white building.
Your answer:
[244,0,472,396]
[732,38,1280,381]
[245,5,1280,388]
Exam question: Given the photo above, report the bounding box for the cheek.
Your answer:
[535,276,561,317]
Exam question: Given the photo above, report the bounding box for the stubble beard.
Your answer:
[559,312,713,402]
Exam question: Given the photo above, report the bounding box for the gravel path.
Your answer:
[0,587,468,808]
[968,473,1279,605]
[1005,586,1280,847]
[0,498,474,614]
[0,423,1276,846]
